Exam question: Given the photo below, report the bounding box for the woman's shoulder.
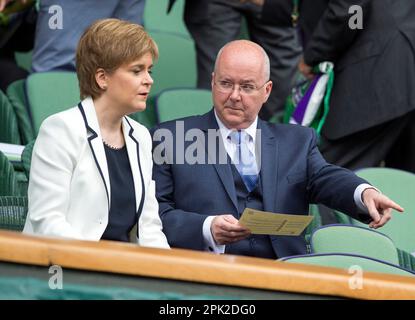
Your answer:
[37,105,87,149]
[34,105,88,159]
[40,105,84,131]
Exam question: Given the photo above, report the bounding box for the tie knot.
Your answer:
[228,130,241,145]
[228,130,252,146]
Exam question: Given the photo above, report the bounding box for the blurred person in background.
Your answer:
[0,0,36,91]
[262,0,415,173]
[31,0,146,72]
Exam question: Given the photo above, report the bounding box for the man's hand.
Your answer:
[211,214,251,245]
[298,57,314,80]
[238,0,265,6]
[362,188,404,229]
[0,0,27,12]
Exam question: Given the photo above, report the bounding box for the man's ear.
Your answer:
[95,68,107,90]
[263,80,273,103]
[211,72,215,90]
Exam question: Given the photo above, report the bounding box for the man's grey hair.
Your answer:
[213,41,271,82]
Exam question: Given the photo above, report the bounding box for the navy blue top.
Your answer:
[101,143,137,242]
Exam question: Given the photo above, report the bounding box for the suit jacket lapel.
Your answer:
[77,97,111,208]
[200,110,238,211]
[258,119,278,212]
[122,117,144,215]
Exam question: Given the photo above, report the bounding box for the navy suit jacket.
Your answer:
[152,110,369,258]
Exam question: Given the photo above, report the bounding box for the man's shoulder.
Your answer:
[262,121,316,140]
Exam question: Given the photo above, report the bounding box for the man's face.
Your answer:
[211,47,272,129]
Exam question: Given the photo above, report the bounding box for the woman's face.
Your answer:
[103,52,154,115]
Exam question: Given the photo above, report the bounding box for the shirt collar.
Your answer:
[214,109,258,143]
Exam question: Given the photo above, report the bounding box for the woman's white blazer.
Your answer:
[23,97,170,249]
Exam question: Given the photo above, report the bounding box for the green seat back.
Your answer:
[347,168,415,254]
[397,248,415,273]
[311,225,399,265]
[0,196,28,231]
[0,90,21,144]
[333,210,353,224]
[281,253,415,277]
[155,88,212,123]
[0,151,17,196]
[14,51,32,73]
[144,0,191,39]
[141,31,196,128]
[14,171,28,197]
[6,80,35,144]
[25,72,80,134]
[148,31,196,99]
[21,140,35,179]
[304,204,323,252]
[129,107,157,129]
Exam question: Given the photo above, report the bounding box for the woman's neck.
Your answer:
[93,95,125,147]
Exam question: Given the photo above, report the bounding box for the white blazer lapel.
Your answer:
[78,97,111,208]
[122,117,145,215]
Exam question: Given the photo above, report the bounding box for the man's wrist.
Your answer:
[202,216,225,253]
[354,183,381,212]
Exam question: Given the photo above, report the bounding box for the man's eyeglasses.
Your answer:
[214,80,269,95]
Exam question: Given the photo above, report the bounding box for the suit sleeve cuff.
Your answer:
[202,216,225,254]
[354,183,380,213]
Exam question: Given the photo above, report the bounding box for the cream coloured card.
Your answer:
[239,208,314,236]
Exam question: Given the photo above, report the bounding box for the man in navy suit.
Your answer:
[152,40,403,259]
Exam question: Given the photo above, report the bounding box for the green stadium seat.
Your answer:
[25,72,80,134]
[138,30,196,129]
[0,151,18,196]
[6,80,35,145]
[310,224,400,265]
[129,107,158,130]
[155,88,212,123]
[21,139,35,180]
[281,253,415,277]
[337,168,415,255]
[14,51,32,73]
[304,204,323,252]
[397,248,415,273]
[144,0,191,39]
[0,196,28,231]
[148,31,196,99]
[332,210,353,224]
[0,90,21,145]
